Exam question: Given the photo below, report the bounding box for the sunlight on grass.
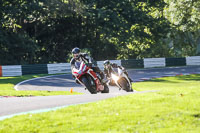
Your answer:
[0,74,200,132]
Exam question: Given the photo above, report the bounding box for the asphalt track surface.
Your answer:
[1,66,200,119]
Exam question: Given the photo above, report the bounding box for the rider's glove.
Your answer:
[89,63,93,67]
[121,67,126,72]
[86,63,92,67]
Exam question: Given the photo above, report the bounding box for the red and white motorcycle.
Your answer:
[72,61,109,94]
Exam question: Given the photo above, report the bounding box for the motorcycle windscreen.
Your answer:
[75,61,87,73]
[111,67,123,76]
[74,61,81,69]
[111,67,118,75]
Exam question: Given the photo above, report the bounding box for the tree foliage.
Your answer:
[164,0,200,55]
[0,0,200,65]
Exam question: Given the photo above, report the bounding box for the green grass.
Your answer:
[0,74,80,96]
[1,74,200,132]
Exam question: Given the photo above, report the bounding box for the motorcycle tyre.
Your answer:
[101,84,109,93]
[119,78,133,92]
[82,77,97,94]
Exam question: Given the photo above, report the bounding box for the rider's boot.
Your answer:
[99,71,109,84]
[101,78,109,84]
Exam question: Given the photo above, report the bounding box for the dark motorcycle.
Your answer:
[72,61,109,94]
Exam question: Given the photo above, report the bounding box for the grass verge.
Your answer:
[0,74,80,96]
[0,74,200,132]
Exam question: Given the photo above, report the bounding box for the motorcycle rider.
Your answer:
[70,47,106,84]
[103,60,133,84]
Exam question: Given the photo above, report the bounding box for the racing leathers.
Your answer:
[70,53,105,83]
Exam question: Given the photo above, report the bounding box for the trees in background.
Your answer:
[0,0,200,65]
[164,0,200,56]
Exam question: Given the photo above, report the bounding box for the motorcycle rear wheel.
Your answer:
[82,77,97,94]
[101,84,109,93]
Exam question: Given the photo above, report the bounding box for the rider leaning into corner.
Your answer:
[103,60,133,84]
[70,47,106,84]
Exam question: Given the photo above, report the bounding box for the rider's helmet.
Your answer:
[72,47,80,59]
[103,60,111,69]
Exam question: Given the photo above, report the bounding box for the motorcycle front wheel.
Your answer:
[118,78,133,92]
[81,76,97,94]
